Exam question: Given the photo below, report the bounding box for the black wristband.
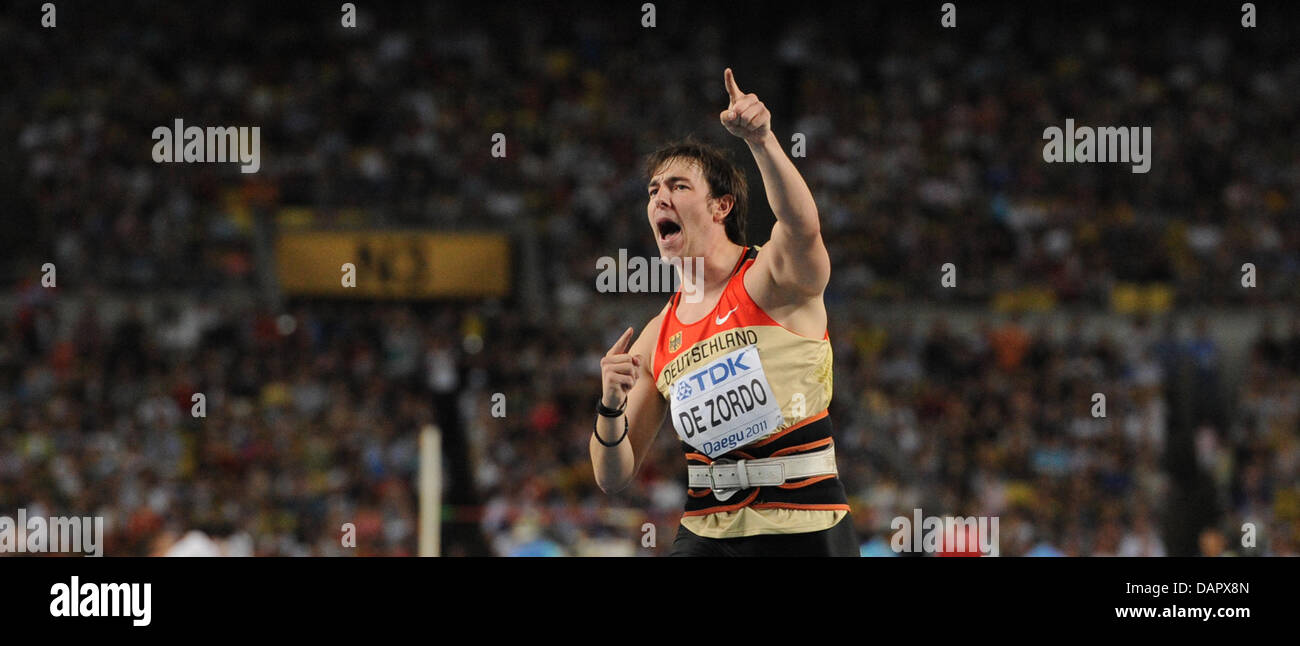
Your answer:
[594,414,629,447]
[596,397,627,418]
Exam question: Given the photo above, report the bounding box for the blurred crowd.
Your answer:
[3,288,1298,556]
[4,3,1298,305]
[1,291,436,556]
[837,312,1299,557]
[2,2,1298,556]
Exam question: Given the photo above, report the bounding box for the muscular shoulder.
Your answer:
[742,246,828,338]
[745,237,830,308]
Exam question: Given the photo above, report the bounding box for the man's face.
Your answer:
[646,157,729,260]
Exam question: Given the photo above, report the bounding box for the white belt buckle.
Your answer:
[709,458,740,501]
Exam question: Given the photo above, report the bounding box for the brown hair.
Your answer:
[643,137,748,245]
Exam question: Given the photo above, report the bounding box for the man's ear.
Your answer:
[711,194,735,224]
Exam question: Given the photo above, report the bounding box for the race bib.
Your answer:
[669,344,785,458]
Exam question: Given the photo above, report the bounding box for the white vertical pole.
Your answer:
[419,425,442,557]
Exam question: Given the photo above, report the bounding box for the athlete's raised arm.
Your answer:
[720,67,830,299]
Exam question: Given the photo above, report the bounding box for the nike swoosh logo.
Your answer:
[715,306,739,325]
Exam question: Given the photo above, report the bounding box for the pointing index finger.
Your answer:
[725,67,743,102]
[608,326,635,355]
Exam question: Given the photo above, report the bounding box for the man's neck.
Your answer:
[677,240,745,299]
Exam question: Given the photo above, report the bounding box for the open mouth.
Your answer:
[656,219,682,244]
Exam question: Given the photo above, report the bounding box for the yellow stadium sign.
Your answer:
[276,232,510,298]
[1110,282,1173,314]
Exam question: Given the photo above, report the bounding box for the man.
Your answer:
[589,69,857,556]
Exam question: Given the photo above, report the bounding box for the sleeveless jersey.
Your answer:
[652,245,850,539]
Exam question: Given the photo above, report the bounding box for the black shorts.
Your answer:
[668,513,860,557]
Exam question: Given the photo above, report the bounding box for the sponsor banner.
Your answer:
[276,231,510,298]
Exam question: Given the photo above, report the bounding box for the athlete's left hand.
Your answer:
[720,68,771,145]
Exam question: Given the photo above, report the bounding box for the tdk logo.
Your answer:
[683,351,751,391]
